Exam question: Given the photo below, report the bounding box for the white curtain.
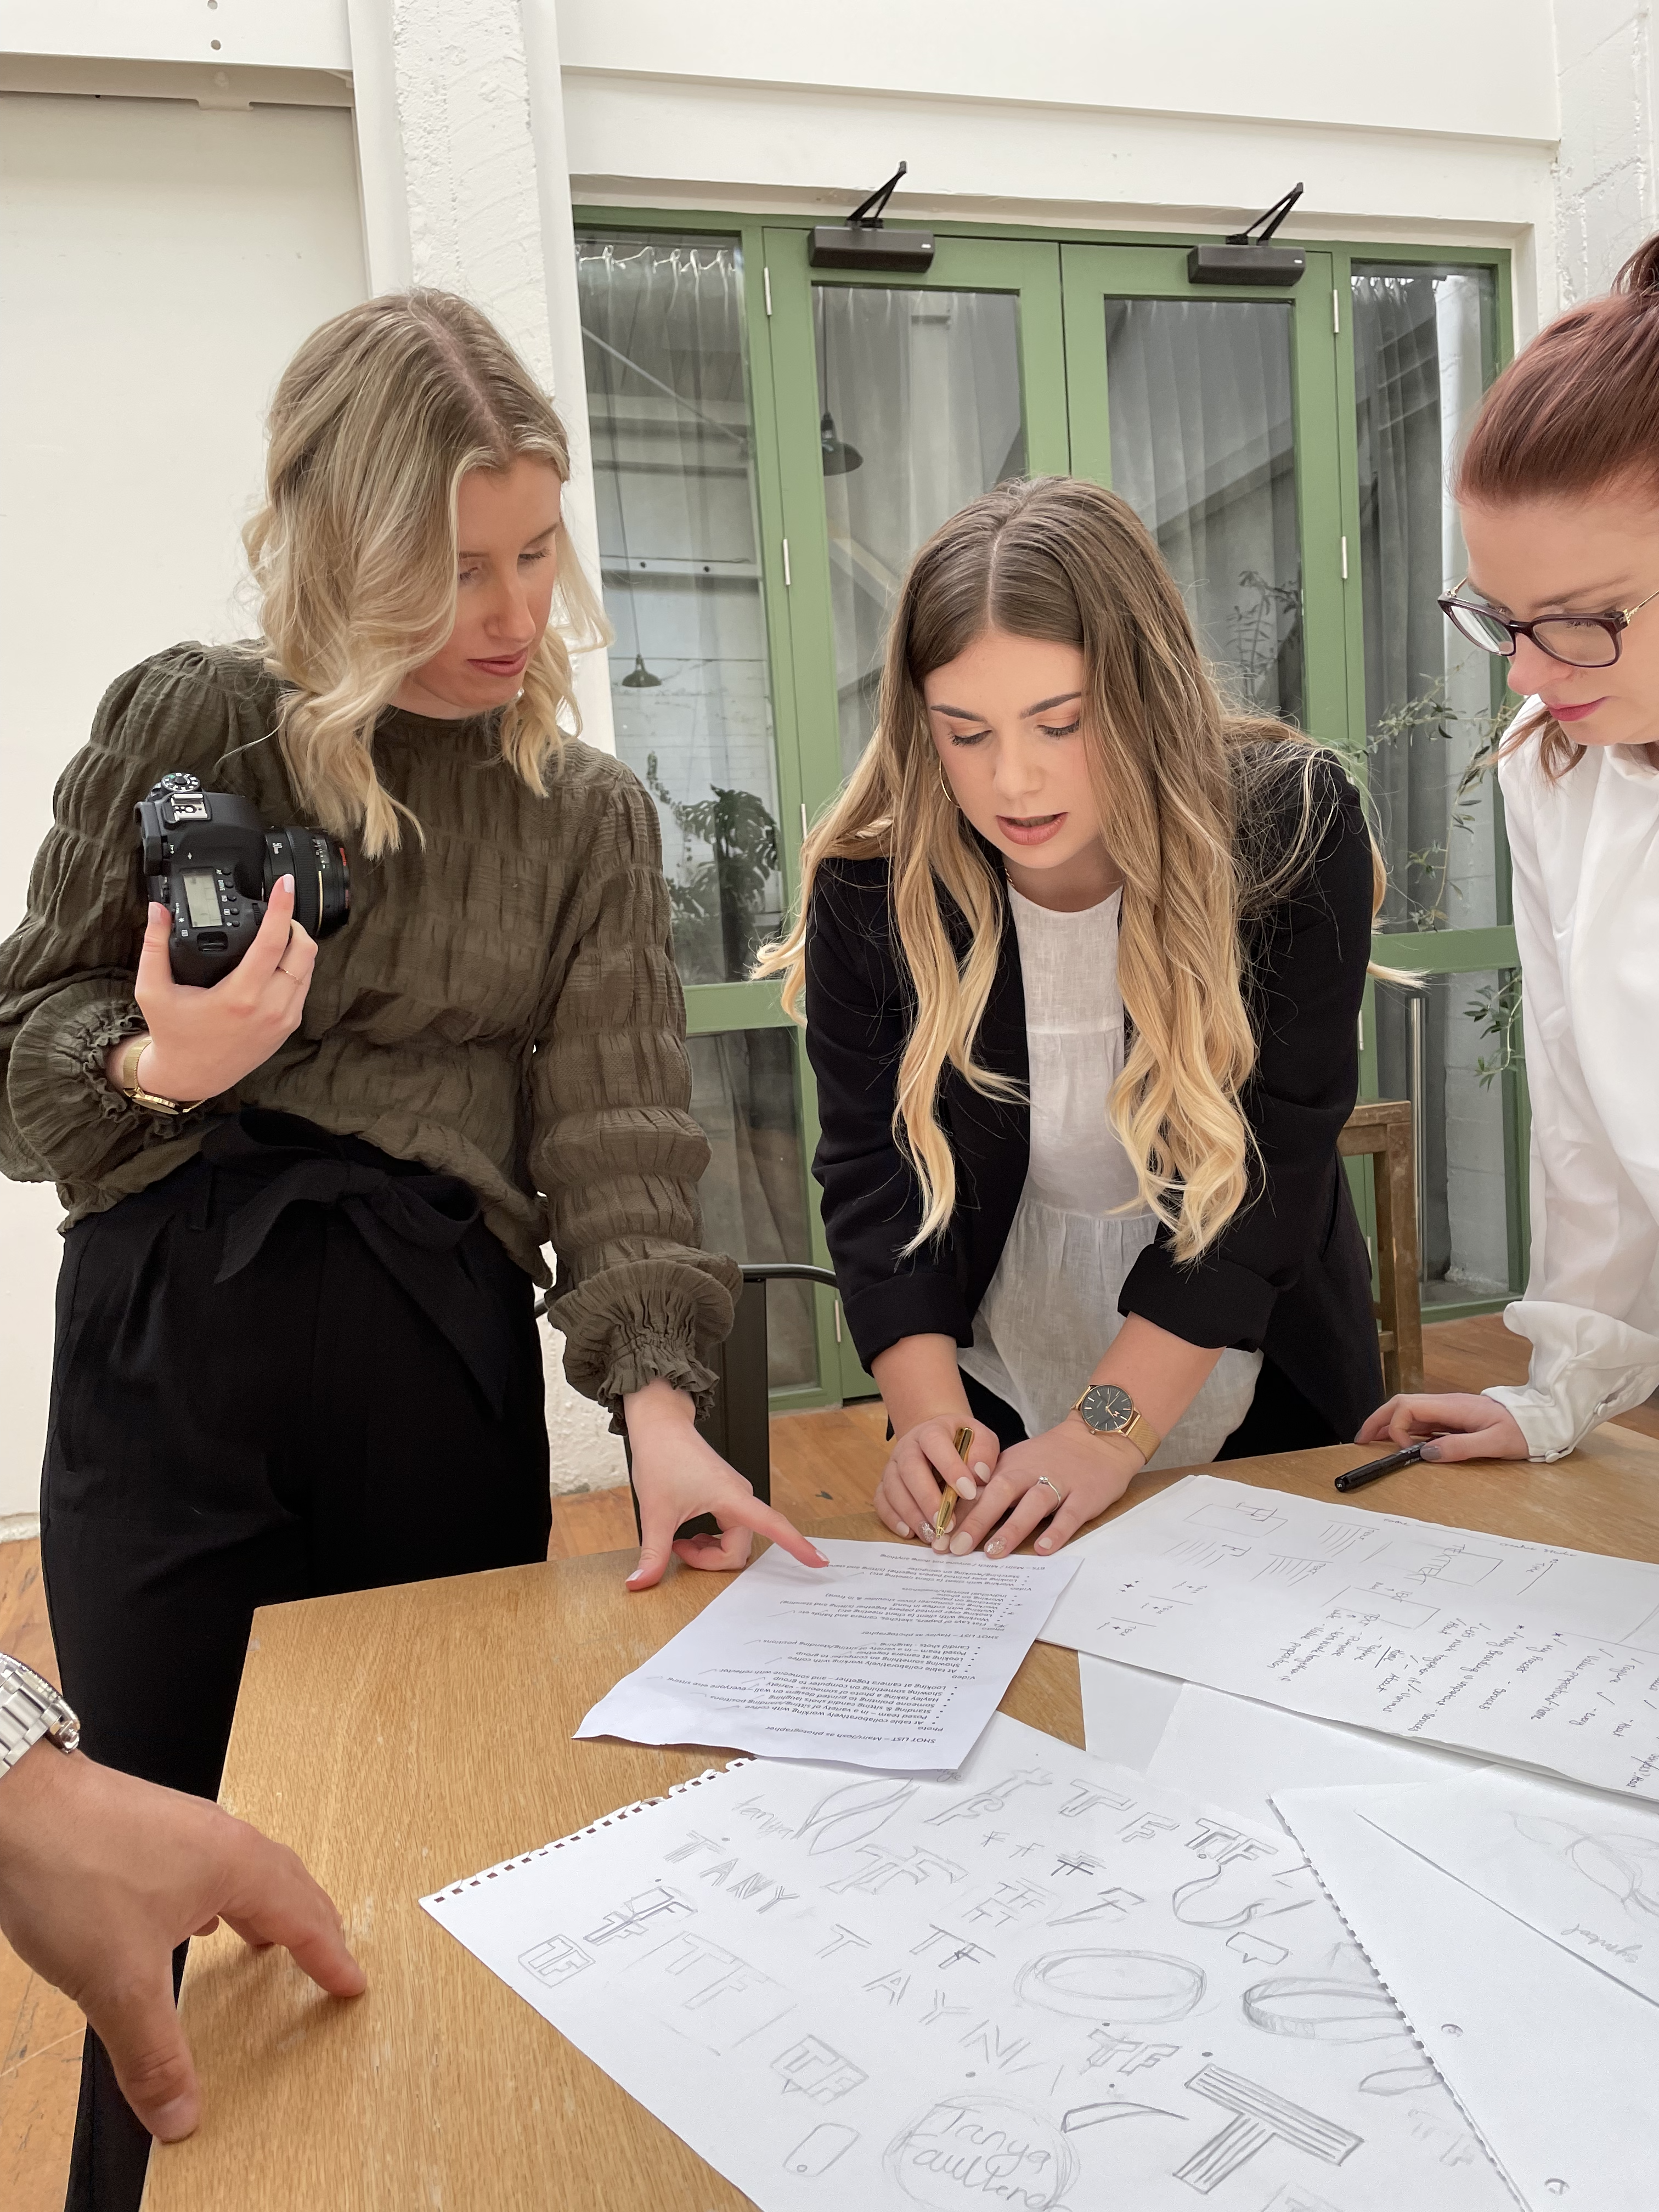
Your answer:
[579,233,814,1379]
[815,287,1025,776]
[1103,298,1302,725]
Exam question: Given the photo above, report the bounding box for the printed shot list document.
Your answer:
[577,1540,1081,1773]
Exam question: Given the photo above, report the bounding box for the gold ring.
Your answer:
[1035,1473,1064,1505]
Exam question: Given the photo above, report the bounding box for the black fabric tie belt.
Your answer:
[200,1111,515,1416]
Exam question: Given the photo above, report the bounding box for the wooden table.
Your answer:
[143,1427,1659,2211]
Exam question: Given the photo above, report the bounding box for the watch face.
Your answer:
[1079,1383,1136,1434]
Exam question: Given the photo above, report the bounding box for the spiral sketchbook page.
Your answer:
[576,1540,1080,1773]
[422,1712,1510,2211]
[1333,1764,1659,2011]
[1042,1475,1659,1800]
[1277,1780,1659,2212]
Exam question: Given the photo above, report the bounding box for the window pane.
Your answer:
[688,1029,816,1387]
[1352,263,1500,933]
[815,287,1026,777]
[1374,970,1521,1306]
[577,233,783,985]
[1104,298,1303,725]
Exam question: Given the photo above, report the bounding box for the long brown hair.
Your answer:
[756,477,1381,1262]
[1459,232,1659,782]
[244,290,608,857]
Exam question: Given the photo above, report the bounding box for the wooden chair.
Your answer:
[1338,1098,1424,1395]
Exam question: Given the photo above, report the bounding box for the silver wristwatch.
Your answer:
[0,1653,81,1779]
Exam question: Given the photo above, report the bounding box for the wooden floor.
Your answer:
[2,1318,1653,2208]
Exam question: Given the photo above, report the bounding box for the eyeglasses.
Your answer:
[1438,580,1659,669]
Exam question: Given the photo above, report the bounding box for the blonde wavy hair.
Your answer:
[242,289,609,857]
[758,477,1384,1263]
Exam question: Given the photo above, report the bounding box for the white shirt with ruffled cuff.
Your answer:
[1485,710,1659,1460]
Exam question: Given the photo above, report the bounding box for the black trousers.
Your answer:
[41,1112,551,2212]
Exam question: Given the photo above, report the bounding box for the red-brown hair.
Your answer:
[1459,233,1659,780]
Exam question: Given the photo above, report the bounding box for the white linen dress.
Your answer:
[956,885,1262,1469]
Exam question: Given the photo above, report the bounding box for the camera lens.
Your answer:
[266,828,351,941]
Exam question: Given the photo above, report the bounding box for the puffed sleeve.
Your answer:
[1118,754,1374,1347]
[531,768,740,1426]
[0,647,259,1194]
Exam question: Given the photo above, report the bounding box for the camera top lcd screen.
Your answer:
[181,870,223,929]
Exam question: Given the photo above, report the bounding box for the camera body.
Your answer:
[135,772,351,987]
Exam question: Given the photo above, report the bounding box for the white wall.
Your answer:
[0,90,367,1526]
[557,0,1562,334]
[1554,0,1659,303]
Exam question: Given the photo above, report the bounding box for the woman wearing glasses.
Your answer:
[1363,233,1659,1465]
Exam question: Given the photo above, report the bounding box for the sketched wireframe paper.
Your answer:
[1339,1765,1659,2011]
[422,1713,1510,2210]
[1277,1779,1659,2212]
[1043,1477,1659,1801]
[575,1539,1081,1773]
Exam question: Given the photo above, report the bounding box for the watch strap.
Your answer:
[0,1654,81,1777]
[115,1035,198,1116]
[1073,1385,1162,1462]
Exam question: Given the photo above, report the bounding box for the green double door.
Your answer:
[575,220,1517,1408]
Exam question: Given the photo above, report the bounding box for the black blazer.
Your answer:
[803,755,1383,1447]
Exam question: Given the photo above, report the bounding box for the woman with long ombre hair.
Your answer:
[758,475,1384,1558]
[0,290,820,2209]
[1363,233,1659,1468]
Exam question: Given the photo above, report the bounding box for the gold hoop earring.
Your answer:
[937,757,955,807]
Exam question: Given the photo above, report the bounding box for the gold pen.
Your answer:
[933,1425,977,1540]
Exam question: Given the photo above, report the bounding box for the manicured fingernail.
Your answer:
[1420,1443,1441,1462]
[956,1478,977,1500]
[949,1531,974,1556]
[894,1523,909,1538]
[932,1534,949,1551]
[1036,1536,1054,1551]
[972,1461,990,1479]
[280,873,294,892]
[985,1538,1004,1556]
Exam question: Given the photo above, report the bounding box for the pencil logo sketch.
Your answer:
[1177,2064,1362,2194]
[1015,1948,1206,2024]
[583,1884,693,1945]
[1060,2096,1183,2132]
[965,1880,1053,1929]
[795,1775,919,1857]
[785,2121,859,2176]
[517,1934,592,1988]
[1188,1499,1288,1538]
[884,2095,1079,2211]
[1059,1779,1136,1819]
[1382,1539,1501,1588]
[628,1931,793,2054]
[1325,1588,1440,1631]
[772,2034,868,2103]
[1259,2187,1345,2211]
[1082,2029,1180,2073]
[1514,1810,1659,1925]
[911,1925,996,1971]
[1358,2061,1441,2096]
[924,1764,1054,1826]
[1242,1975,1411,2046]
[1162,1536,1250,1572]
[1173,1861,1321,1932]
[825,1844,965,1897]
[1048,1885,1145,1927]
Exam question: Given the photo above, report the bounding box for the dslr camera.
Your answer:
[136,772,351,987]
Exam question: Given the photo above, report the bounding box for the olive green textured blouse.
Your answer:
[0,644,740,1420]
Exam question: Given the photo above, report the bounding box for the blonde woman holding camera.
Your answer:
[0,290,819,2209]
[761,477,1385,1559]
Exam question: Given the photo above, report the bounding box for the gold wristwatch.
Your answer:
[114,1036,199,1117]
[1073,1383,1161,1462]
